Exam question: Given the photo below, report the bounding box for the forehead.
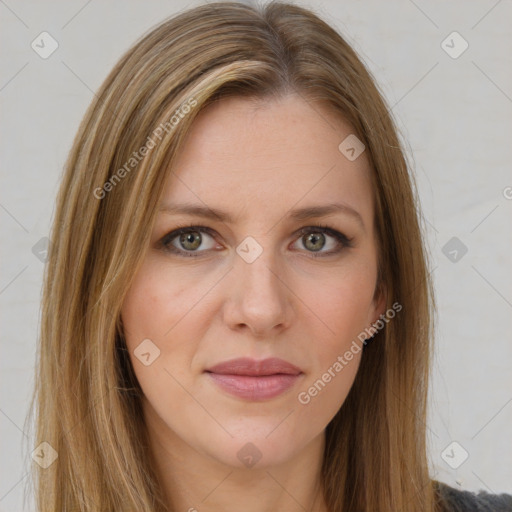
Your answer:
[161,94,374,224]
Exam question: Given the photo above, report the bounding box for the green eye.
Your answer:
[159,224,352,258]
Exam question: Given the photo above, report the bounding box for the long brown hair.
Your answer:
[27,2,438,510]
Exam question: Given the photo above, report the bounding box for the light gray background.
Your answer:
[1,0,511,510]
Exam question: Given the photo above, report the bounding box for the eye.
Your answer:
[158,223,353,258]
[159,225,219,257]
[291,224,353,257]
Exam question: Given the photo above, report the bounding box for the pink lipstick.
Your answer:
[205,357,303,400]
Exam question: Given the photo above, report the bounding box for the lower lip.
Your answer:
[206,372,302,400]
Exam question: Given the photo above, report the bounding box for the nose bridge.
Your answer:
[226,233,290,332]
[235,234,283,298]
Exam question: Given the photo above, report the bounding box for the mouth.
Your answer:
[204,357,304,400]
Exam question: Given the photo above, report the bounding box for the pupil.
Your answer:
[305,233,324,251]
[181,232,201,250]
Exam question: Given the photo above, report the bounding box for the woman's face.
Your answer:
[121,93,385,469]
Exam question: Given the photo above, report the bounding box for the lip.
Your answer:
[205,357,303,400]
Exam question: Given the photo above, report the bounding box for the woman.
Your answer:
[28,1,512,511]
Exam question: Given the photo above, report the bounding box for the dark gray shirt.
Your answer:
[435,480,512,511]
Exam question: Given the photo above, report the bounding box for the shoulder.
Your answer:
[433,480,512,512]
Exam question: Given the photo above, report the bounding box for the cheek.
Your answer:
[120,260,195,394]
[120,256,227,400]
[292,324,365,436]
[291,261,376,418]
[120,261,202,423]
[121,268,174,344]
[301,261,378,342]
[121,258,210,347]
[295,347,361,432]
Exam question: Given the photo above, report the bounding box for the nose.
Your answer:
[222,245,292,338]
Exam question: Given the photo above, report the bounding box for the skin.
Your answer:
[121,93,386,512]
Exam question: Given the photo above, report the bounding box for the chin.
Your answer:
[207,438,298,470]
[196,418,316,470]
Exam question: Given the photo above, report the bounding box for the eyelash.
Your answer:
[158,223,353,259]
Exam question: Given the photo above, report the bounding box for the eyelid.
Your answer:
[158,223,353,258]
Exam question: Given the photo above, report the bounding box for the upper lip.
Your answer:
[205,357,303,376]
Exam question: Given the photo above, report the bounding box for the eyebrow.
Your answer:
[159,202,365,230]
